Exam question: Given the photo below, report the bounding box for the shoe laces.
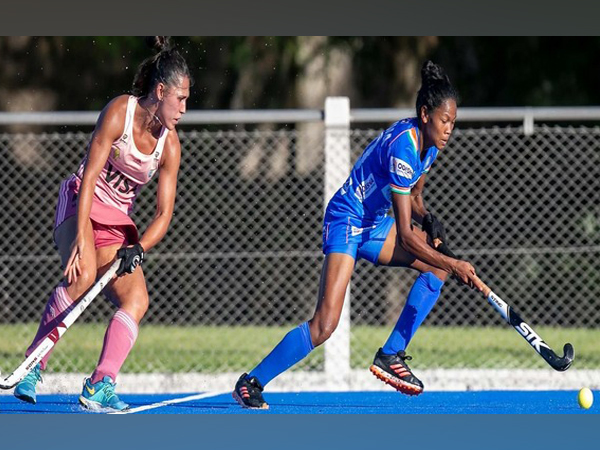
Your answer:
[242,376,264,397]
[396,351,413,362]
[99,380,119,402]
[25,364,43,384]
[248,377,264,391]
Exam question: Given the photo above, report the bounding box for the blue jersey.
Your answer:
[327,118,438,225]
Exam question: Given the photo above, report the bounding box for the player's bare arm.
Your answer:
[138,130,181,252]
[409,174,429,224]
[393,192,482,291]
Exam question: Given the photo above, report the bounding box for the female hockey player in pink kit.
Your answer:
[14,36,191,411]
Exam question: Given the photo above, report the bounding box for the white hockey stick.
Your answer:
[0,259,121,389]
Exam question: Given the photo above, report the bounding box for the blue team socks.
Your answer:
[248,321,314,387]
[381,272,444,355]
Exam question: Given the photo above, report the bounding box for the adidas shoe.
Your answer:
[370,348,424,396]
[232,373,269,409]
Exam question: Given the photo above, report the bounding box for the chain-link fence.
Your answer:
[0,103,599,392]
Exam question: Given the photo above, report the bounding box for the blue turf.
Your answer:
[0,391,597,414]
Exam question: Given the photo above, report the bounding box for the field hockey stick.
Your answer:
[0,258,121,389]
[436,242,574,372]
[485,289,574,371]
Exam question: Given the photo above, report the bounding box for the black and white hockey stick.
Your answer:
[485,289,574,371]
[437,242,574,372]
[0,259,121,389]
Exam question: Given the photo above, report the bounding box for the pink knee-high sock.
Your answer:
[26,284,75,370]
[91,309,139,384]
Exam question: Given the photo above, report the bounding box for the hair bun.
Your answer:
[145,36,171,52]
[421,60,448,85]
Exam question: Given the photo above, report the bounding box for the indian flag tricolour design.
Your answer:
[390,184,410,195]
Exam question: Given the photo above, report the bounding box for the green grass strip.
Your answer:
[0,324,597,374]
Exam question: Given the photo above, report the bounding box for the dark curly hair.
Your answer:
[415,60,459,121]
[132,36,193,97]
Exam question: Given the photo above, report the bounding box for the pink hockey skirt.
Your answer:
[54,178,139,249]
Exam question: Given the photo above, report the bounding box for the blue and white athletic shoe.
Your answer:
[14,363,43,404]
[78,376,129,412]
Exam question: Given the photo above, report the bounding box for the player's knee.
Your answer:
[72,267,97,294]
[420,271,446,290]
[309,318,339,347]
[430,269,448,283]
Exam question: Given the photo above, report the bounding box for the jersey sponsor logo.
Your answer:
[354,174,377,203]
[105,162,139,194]
[390,157,414,179]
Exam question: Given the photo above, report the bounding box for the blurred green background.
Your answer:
[2,36,600,114]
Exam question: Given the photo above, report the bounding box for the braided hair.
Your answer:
[132,36,192,97]
[415,60,459,121]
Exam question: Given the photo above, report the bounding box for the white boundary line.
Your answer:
[111,390,230,414]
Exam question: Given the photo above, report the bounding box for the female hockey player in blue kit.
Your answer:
[233,60,486,409]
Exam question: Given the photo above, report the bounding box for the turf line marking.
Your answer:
[111,390,229,414]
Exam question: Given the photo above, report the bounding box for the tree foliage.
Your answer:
[1,37,600,112]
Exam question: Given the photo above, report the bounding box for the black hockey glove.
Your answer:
[422,213,447,243]
[435,241,457,259]
[116,243,145,276]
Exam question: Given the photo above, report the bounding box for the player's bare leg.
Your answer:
[309,252,356,346]
[14,217,97,404]
[370,224,447,395]
[234,252,355,409]
[77,244,148,412]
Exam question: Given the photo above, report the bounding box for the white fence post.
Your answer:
[323,97,351,389]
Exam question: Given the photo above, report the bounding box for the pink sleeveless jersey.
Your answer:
[74,95,168,215]
[55,96,168,233]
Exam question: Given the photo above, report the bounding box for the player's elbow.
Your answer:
[152,209,174,237]
[155,207,174,223]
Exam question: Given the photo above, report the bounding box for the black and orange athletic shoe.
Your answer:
[369,348,424,396]
[232,373,269,409]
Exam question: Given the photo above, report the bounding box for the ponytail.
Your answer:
[415,60,458,120]
[132,36,192,97]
